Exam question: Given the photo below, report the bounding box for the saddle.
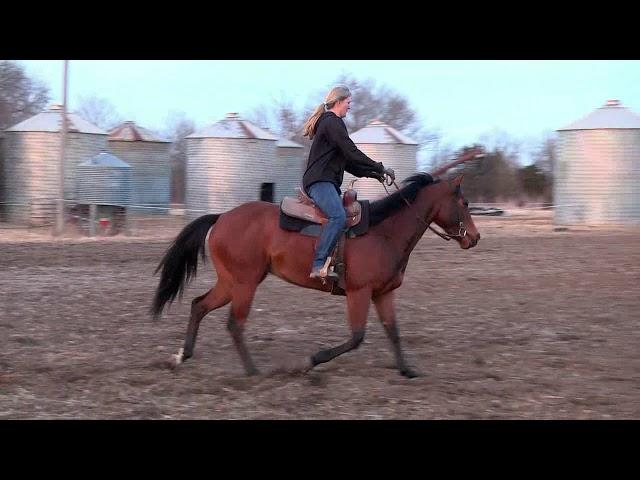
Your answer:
[280,187,363,228]
[278,183,371,296]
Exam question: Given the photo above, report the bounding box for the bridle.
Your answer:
[375,147,482,242]
[381,176,467,242]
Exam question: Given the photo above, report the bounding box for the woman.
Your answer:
[302,85,395,279]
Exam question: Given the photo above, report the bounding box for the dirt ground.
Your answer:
[1,211,639,419]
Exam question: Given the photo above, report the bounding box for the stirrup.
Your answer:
[310,257,338,282]
[309,269,338,280]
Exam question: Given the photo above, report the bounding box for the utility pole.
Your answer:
[55,60,69,236]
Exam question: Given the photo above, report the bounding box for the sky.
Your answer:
[18,60,640,164]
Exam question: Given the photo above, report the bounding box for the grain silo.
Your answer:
[2,104,107,226]
[0,132,5,221]
[274,138,305,203]
[75,152,132,235]
[185,112,278,218]
[107,121,171,214]
[76,152,132,205]
[343,120,418,200]
[555,100,640,225]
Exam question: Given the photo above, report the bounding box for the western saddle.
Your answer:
[280,182,362,228]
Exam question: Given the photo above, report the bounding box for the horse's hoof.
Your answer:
[267,359,312,376]
[301,357,315,373]
[169,348,184,369]
[401,367,421,379]
[294,358,315,374]
[166,359,178,370]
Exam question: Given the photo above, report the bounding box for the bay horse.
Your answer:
[151,148,482,378]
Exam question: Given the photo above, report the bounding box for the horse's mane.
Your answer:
[369,173,438,226]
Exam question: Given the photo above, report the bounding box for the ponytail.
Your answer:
[302,103,326,140]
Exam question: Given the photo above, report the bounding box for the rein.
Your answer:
[382,177,467,242]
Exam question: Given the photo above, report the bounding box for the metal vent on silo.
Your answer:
[555,100,640,225]
[108,121,171,214]
[76,152,132,205]
[2,104,108,225]
[185,112,278,218]
[343,119,418,200]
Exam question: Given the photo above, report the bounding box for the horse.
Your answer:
[151,148,482,378]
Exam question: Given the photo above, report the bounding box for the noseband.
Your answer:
[429,220,467,242]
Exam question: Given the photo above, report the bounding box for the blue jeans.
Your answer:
[307,182,346,270]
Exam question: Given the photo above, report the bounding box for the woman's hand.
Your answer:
[383,167,395,185]
[384,167,395,181]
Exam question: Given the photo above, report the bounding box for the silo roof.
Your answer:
[350,119,418,145]
[4,104,107,134]
[558,100,640,131]
[108,121,170,142]
[276,138,304,148]
[187,112,279,140]
[79,152,131,168]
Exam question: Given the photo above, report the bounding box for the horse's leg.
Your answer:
[174,282,231,365]
[308,287,372,369]
[228,284,260,376]
[373,290,419,378]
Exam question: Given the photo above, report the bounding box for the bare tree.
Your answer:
[532,133,557,175]
[75,95,123,130]
[246,104,272,131]
[530,133,557,202]
[478,129,522,165]
[425,131,456,172]
[517,164,550,202]
[0,61,50,130]
[246,96,310,144]
[333,74,439,148]
[163,112,195,204]
[452,141,520,203]
[247,73,439,165]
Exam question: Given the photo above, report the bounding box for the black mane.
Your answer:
[369,173,438,226]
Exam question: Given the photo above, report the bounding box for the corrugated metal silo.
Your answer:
[0,132,5,221]
[274,138,304,203]
[555,100,640,225]
[108,121,171,214]
[185,112,278,218]
[343,120,418,200]
[2,104,107,225]
[76,152,132,205]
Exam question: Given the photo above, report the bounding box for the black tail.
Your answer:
[150,214,220,320]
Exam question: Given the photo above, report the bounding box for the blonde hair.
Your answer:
[302,85,351,139]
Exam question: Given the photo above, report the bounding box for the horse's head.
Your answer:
[431,174,480,249]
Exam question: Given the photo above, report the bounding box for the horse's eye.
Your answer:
[463,200,469,207]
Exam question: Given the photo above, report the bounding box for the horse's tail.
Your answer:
[150,213,220,321]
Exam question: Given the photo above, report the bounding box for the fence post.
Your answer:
[124,206,131,237]
[89,204,96,237]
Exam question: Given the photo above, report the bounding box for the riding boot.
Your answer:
[309,266,339,279]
